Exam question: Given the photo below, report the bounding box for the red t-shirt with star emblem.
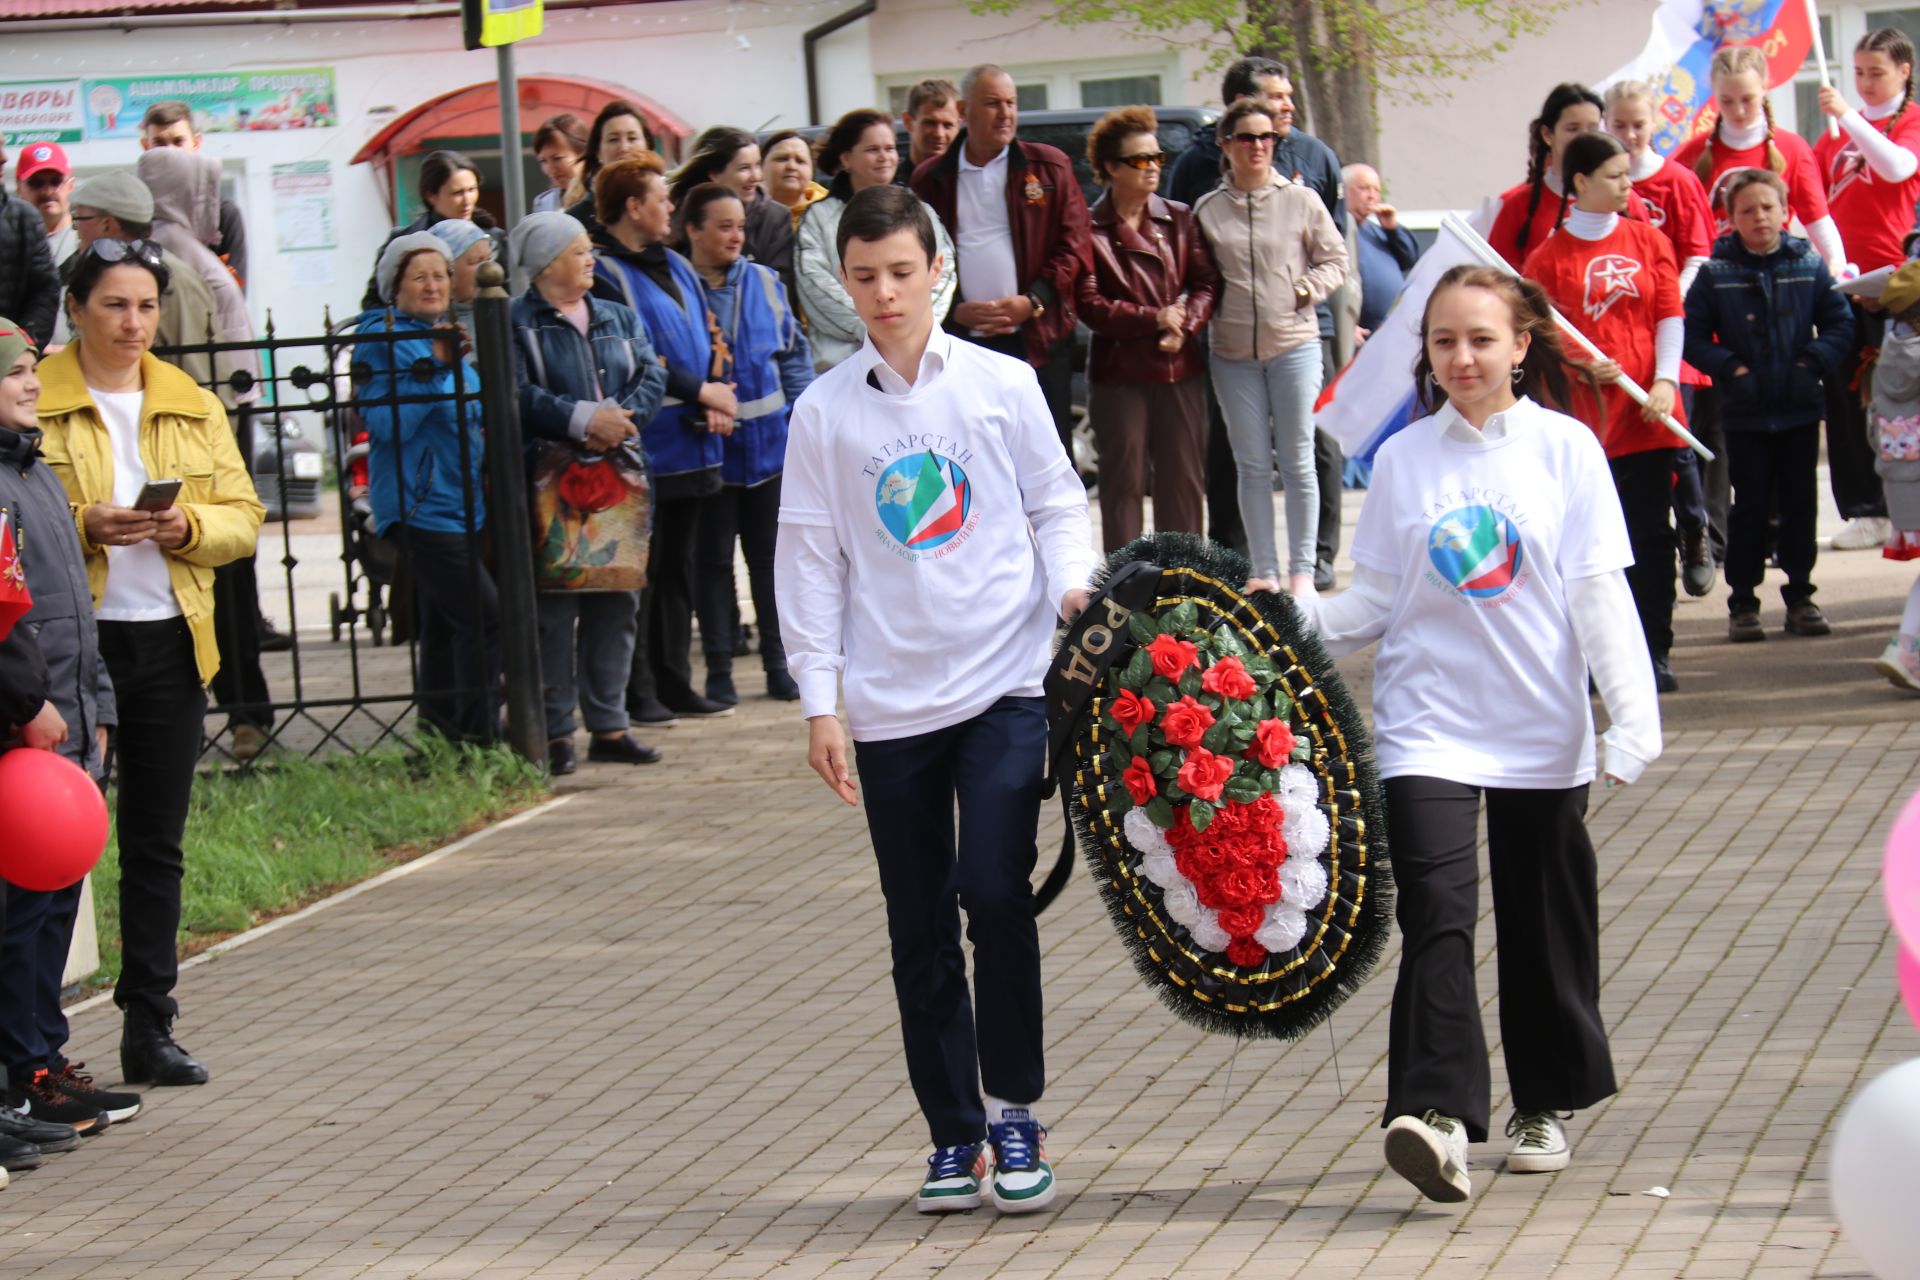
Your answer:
[1813,108,1920,271]
[1670,127,1828,237]
[1487,179,1653,270]
[1523,218,1686,458]
[1630,157,1714,266]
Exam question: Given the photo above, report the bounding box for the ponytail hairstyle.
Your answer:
[1412,265,1596,425]
[1558,130,1628,226]
[1516,83,1605,257]
[1859,26,1918,132]
[1700,45,1786,182]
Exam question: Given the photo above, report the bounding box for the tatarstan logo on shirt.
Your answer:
[1582,253,1643,320]
[866,438,982,560]
[1423,500,1529,607]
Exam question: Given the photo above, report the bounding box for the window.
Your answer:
[1080,75,1162,109]
[1866,7,1920,43]
[1017,83,1049,111]
[887,84,911,115]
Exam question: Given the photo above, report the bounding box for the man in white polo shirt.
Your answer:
[911,64,1091,458]
[776,183,1097,1218]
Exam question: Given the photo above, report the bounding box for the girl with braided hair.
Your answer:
[1671,45,1848,276]
[1487,83,1653,269]
[1813,27,1920,552]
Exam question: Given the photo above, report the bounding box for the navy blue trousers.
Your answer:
[0,879,82,1076]
[853,695,1048,1149]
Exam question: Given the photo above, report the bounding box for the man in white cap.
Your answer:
[0,132,61,348]
[65,171,220,382]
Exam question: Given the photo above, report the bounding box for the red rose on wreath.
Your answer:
[1225,937,1268,968]
[1122,756,1157,805]
[1176,747,1234,801]
[1248,717,1298,769]
[1217,904,1267,939]
[1201,655,1258,701]
[1111,689,1156,737]
[557,460,627,514]
[1146,633,1199,681]
[1159,695,1216,749]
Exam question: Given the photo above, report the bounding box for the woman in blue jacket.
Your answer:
[590,154,741,724]
[509,211,669,774]
[682,183,814,704]
[356,232,497,745]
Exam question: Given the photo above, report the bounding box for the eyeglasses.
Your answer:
[70,212,104,223]
[82,238,166,269]
[1118,152,1168,170]
[1230,132,1279,147]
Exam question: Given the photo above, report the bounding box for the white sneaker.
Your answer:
[1505,1111,1571,1172]
[1874,637,1920,693]
[1384,1110,1471,1202]
[1831,516,1893,551]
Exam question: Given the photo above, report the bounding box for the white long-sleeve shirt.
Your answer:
[774,329,1099,741]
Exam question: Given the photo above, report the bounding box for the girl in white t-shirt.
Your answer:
[1302,264,1661,1204]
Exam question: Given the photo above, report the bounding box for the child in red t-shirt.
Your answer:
[1524,131,1685,691]
[1812,27,1920,551]
[1488,83,1653,270]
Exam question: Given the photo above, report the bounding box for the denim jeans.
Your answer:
[1210,342,1323,579]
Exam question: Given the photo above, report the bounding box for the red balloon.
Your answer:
[0,747,109,891]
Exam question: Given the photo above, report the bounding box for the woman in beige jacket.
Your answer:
[1194,100,1347,597]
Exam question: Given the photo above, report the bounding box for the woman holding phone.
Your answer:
[36,238,264,1087]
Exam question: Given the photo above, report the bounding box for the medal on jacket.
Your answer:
[1024,174,1046,207]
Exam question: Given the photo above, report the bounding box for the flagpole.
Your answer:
[1440,214,1715,461]
[1808,0,1840,139]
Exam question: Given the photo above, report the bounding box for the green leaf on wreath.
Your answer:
[1146,676,1178,704]
[1099,702,1119,732]
[1231,722,1257,746]
[1224,775,1262,804]
[1145,797,1174,828]
[1164,779,1189,803]
[1271,690,1294,718]
[1246,693,1268,721]
[1291,741,1314,763]
[1166,601,1198,633]
[1148,749,1176,777]
[1259,769,1279,792]
[1127,611,1159,644]
[1120,648,1153,691]
[1189,799,1215,832]
[1212,625,1246,657]
[1201,721,1236,754]
[1177,668,1202,697]
[1129,724,1150,756]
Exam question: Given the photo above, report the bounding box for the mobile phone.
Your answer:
[133,478,183,512]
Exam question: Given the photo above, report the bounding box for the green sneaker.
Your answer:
[916,1142,989,1213]
[988,1111,1056,1213]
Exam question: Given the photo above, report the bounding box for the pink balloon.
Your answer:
[1902,947,1920,1036]
[0,747,108,891]
[1886,789,1920,960]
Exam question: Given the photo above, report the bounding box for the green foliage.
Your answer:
[966,0,1578,105]
[86,742,547,985]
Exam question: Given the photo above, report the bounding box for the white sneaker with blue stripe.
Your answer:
[916,1142,990,1213]
[988,1109,1056,1213]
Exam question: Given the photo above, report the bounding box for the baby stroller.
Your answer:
[326,317,413,645]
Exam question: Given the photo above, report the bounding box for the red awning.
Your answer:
[350,75,691,168]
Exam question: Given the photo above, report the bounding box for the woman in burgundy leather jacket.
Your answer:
[1075,106,1219,551]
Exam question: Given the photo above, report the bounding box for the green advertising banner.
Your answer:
[82,68,338,139]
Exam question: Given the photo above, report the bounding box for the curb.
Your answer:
[62,793,574,1016]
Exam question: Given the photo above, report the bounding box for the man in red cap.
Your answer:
[15,141,75,272]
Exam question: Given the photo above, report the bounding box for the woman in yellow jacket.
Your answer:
[37,239,262,1089]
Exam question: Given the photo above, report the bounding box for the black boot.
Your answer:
[705,651,739,706]
[121,1010,209,1087]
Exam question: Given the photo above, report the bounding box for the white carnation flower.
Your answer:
[1278,763,1319,810]
[1255,905,1309,954]
[1282,803,1331,860]
[1139,852,1182,890]
[1123,806,1175,859]
[1277,852,1330,911]
[1188,913,1231,953]
[1160,879,1202,927]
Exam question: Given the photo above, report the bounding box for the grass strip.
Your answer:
[87,741,547,985]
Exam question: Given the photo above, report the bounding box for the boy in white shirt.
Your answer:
[775,184,1097,1215]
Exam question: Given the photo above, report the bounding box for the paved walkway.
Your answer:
[7,507,1919,1278]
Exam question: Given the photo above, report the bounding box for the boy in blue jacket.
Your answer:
[1683,169,1853,644]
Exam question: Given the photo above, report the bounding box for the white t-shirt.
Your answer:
[1348,396,1632,788]
[92,387,182,623]
[774,330,1098,741]
[955,145,1021,326]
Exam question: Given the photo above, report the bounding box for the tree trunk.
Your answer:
[1243,0,1380,167]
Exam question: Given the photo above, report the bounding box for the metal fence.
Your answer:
[158,269,541,768]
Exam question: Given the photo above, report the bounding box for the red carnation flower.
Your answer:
[1159,696,1216,750]
[1146,633,1199,681]
[1110,688,1156,737]
[1176,747,1234,802]
[1225,937,1268,967]
[1215,865,1281,910]
[1248,718,1298,769]
[1201,655,1258,701]
[1218,904,1267,938]
[1122,755,1157,805]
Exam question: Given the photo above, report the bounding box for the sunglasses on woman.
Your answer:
[82,238,167,269]
[1231,131,1279,147]
[1117,151,1169,170]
